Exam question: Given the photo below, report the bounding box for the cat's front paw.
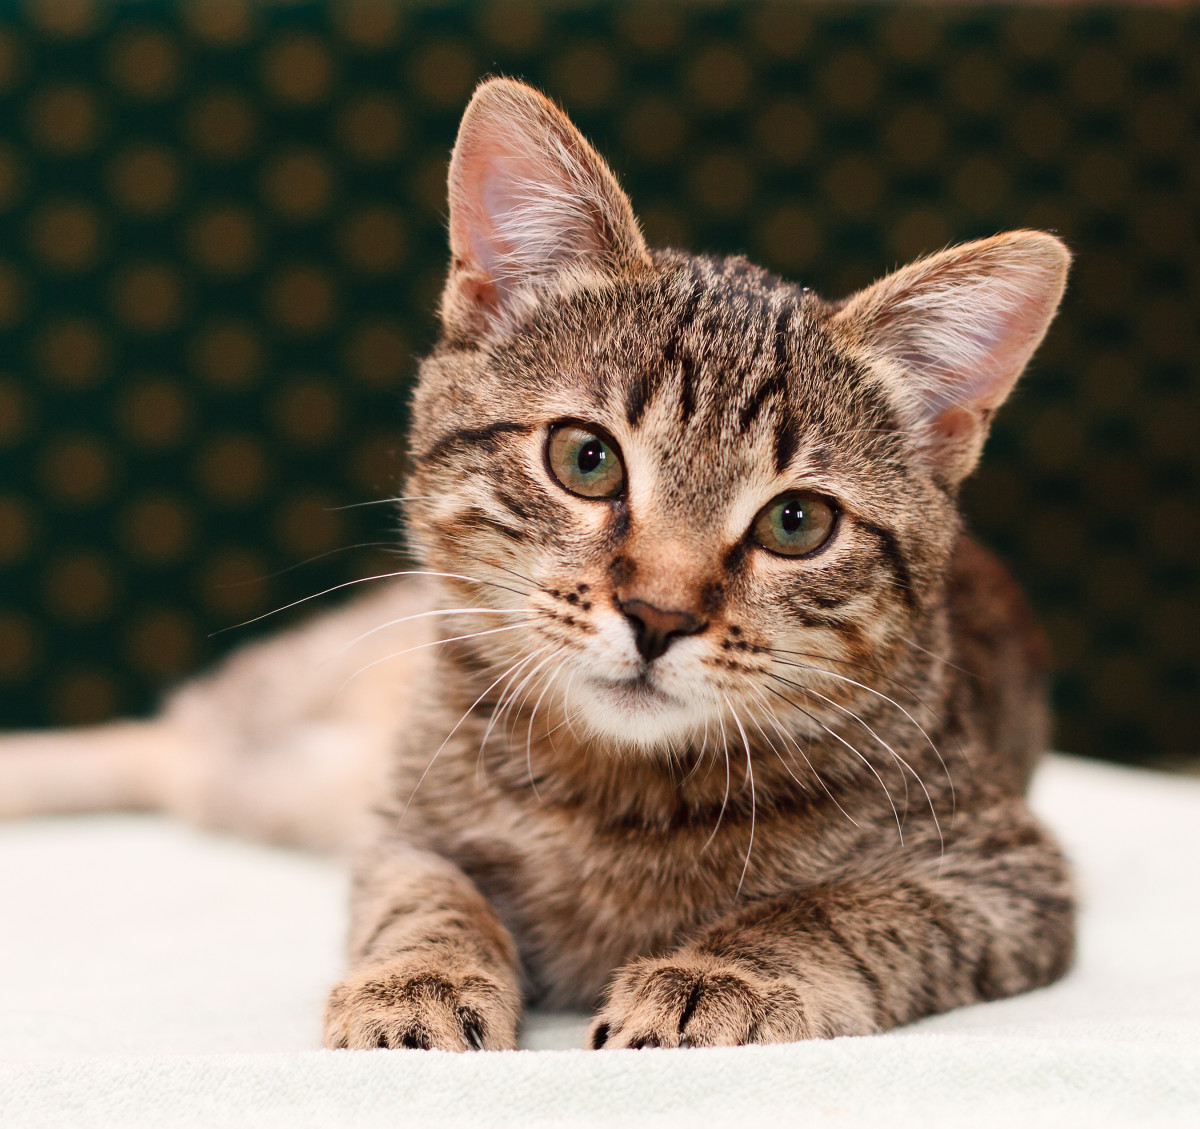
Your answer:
[590,952,865,1049]
[324,960,520,1051]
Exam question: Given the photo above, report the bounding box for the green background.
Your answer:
[0,1,1196,769]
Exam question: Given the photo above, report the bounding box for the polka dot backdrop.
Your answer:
[0,1,1196,767]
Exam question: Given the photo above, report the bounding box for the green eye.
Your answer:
[546,423,625,499]
[752,492,837,557]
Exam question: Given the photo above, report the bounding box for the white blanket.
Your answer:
[1,755,1197,1128]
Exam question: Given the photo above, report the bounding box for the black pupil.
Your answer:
[780,500,805,534]
[577,440,605,475]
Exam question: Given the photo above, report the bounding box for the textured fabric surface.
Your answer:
[0,2,1197,765]
[1,754,1198,1127]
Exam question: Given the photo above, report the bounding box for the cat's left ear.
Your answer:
[441,77,650,339]
[833,231,1070,484]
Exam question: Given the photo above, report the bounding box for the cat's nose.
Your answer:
[615,597,706,663]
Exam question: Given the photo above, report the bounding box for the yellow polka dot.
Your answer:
[551,43,618,109]
[478,0,544,51]
[262,34,335,105]
[119,493,195,564]
[0,260,27,328]
[110,262,185,332]
[200,548,271,618]
[44,552,118,623]
[108,28,179,100]
[116,377,192,449]
[1027,408,1085,472]
[1130,92,1187,157]
[36,316,109,386]
[886,208,951,263]
[752,99,814,166]
[951,155,1011,215]
[339,206,407,274]
[818,51,880,115]
[107,144,181,215]
[1071,148,1130,211]
[260,148,334,220]
[345,320,410,387]
[185,0,253,46]
[266,265,338,334]
[0,143,27,211]
[0,612,38,682]
[48,667,119,726]
[1006,10,1065,60]
[39,434,114,506]
[187,205,260,275]
[27,83,104,154]
[187,90,259,161]
[29,0,97,39]
[621,97,686,163]
[1094,653,1150,716]
[754,206,821,273]
[413,154,450,215]
[0,494,35,564]
[879,8,940,62]
[882,106,945,169]
[411,41,476,107]
[124,608,197,677]
[336,0,404,49]
[744,5,811,57]
[348,431,404,495]
[274,491,346,558]
[821,154,883,219]
[271,378,342,447]
[687,149,754,216]
[617,6,683,54]
[29,197,104,273]
[0,377,28,446]
[336,94,408,163]
[189,320,263,388]
[686,46,750,112]
[946,52,1006,114]
[195,434,269,505]
[0,29,25,93]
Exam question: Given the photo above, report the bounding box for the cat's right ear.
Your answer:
[441,78,650,339]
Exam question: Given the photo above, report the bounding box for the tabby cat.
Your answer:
[0,79,1074,1051]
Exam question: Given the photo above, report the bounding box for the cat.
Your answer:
[0,77,1073,1052]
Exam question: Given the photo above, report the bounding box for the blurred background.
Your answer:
[0,0,1196,770]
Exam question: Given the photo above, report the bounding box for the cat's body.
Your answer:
[0,79,1073,1051]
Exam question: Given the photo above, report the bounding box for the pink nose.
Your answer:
[615,597,706,663]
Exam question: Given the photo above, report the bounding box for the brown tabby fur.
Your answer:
[1,79,1074,1052]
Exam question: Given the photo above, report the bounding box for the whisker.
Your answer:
[213,568,532,635]
[764,681,902,842]
[403,645,545,823]
[474,646,552,785]
[338,622,532,692]
[767,659,955,815]
[722,694,756,898]
[334,606,538,656]
[698,715,732,857]
[748,685,862,830]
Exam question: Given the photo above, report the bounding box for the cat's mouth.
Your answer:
[591,670,678,708]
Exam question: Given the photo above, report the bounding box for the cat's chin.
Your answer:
[569,674,709,751]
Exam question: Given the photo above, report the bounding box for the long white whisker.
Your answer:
[698,714,732,857]
[770,660,955,814]
[402,645,544,822]
[339,623,531,691]
[474,646,552,784]
[723,694,756,899]
[215,568,532,635]
[334,606,538,656]
[765,681,902,843]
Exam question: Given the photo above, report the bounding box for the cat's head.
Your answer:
[404,79,1068,752]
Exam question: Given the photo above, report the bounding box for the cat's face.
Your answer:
[403,79,1068,753]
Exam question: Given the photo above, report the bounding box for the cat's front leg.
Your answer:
[324,841,522,1051]
[591,805,1073,1049]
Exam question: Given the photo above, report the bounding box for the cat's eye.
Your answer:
[545,422,625,499]
[752,492,837,558]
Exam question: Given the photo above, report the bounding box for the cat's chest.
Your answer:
[417,783,827,1007]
